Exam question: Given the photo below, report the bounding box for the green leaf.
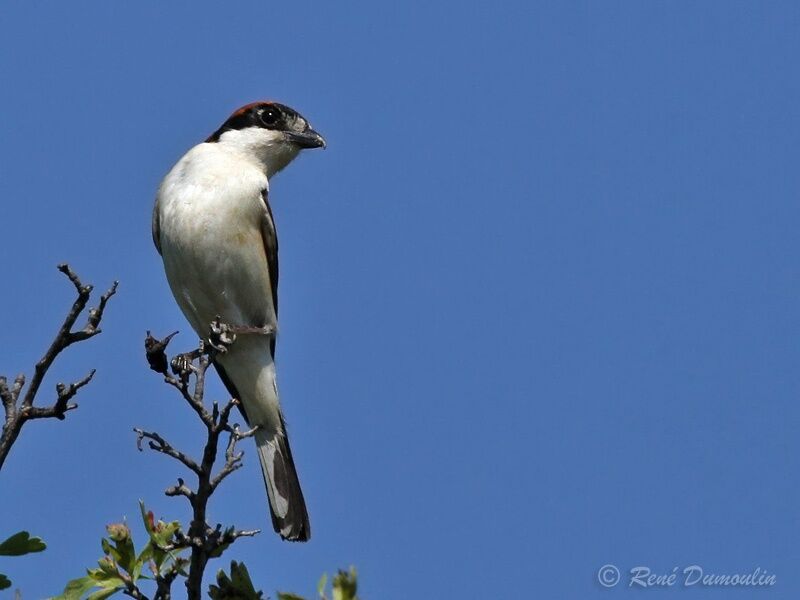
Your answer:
[130,552,145,583]
[134,543,151,566]
[95,577,125,591]
[52,504,183,600]
[151,520,181,548]
[277,593,307,600]
[90,556,120,581]
[138,501,182,570]
[101,539,114,560]
[0,573,11,591]
[317,573,328,598]
[209,561,264,600]
[332,568,358,600]
[139,501,180,547]
[0,531,46,556]
[139,501,154,536]
[231,562,258,598]
[49,575,97,600]
[86,587,121,600]
[86,588,122,600]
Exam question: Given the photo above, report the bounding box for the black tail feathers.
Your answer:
[255,428,310,542]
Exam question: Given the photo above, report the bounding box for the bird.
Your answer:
[152,101,325,541]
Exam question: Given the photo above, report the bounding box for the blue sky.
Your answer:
[1,1,799,598]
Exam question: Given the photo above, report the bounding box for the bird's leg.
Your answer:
[227,324,276,336]
[208,316,275,355]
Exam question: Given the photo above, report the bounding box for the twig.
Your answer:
[153,561,183,600]
[0,265,117,470]
[121,574,151,600]
[211,424,258,492]
[134,429,201,475]
[137,330,260,600]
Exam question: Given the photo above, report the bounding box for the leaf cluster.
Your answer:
[276,567,359,600]
[0,531,47,591]
[51,502,187,600]
[209,562,359,600]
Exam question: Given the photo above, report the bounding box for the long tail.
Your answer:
[213,342,310,542]
[255,423,311,541]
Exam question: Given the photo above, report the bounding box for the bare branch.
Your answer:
[207,524,261,549]
[153,560,185,600]
[121,576,151,600]
[134,428,201,475]
[136,330,259,600]
[165,477,195,500]
[85,279,119,332]
[21,369,96,422]
[0,378,14,415]
[218,397,240,425]
[211,425,258,492]
[11,374,25,402]
[0,265,117,471]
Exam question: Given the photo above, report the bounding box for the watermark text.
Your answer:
[597,564,776,589]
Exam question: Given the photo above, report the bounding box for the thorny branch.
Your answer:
[0,264,117,470]
[137,328,260,600]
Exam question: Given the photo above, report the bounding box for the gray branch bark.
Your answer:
[138,330,260,600]
[0,264,117,470]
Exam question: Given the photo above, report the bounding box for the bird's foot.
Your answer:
[209,317,237,354]
[207,318,276,355]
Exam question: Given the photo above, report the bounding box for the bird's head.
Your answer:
[206,101,326,177]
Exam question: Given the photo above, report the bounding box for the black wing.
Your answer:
[214,189,280,422]
[261,188,279,358]
[152,203,162,255]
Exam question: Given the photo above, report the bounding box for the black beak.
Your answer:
[285,128,326,149]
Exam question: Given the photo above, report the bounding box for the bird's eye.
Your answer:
[259,107,280,127]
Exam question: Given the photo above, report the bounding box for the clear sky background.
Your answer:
[0,2,798,599]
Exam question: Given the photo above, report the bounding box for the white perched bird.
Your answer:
[152,101,325,541]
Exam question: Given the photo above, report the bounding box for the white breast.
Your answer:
[156,143,274,337]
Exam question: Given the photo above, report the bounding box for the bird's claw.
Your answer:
[209,318,237,354]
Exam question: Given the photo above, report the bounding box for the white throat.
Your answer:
[216,127,300,178]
